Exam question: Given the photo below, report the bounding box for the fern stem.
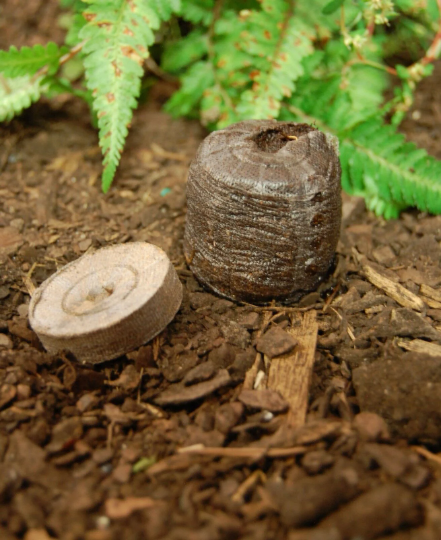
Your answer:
[145,57,177,84]
[30,39,86,83]
[339,4,348,40]
[419,1,441,66]
[344,57,396,77]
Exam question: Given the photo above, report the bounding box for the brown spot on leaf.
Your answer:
[106,93,115,103]
[123,26,134,37]
[250,70,260,80]
[121,45,143,65]
[269,97,278,110]
[264,30,272,40]
[111,60,121,77]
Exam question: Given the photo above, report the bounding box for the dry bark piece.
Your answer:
[269,467,360,527]
[28,242,182,363]
[256,326,298,358]
[318,483,423,540]
[0,226,23,256]
[238,388,289,413]
[184,120,342,303]
[154,368,231,406]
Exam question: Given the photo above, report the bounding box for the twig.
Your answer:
[231,470,266,503]
[412,445,441,467]
[177,444,307,458]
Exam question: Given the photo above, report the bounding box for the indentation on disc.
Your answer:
[62,264,139,316]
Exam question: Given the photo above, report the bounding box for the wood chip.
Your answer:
[362,263,425,312]
[267,311,318,427]
[396,338,441,357]
[421,294,441,309]
[420,283,441,303]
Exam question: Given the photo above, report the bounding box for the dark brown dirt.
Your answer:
[2,3,441,540]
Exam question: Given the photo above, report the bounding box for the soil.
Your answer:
[2,3,441,540]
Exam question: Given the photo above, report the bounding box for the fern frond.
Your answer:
[340,121,441,217]
[0,75,44,121]
[165,60,214,117]
[178,0,213,25]
[80,0,180,192]
[285,87,441,218]
[236,0,314,119]
[0,43,68,78]
[161,30,208,73]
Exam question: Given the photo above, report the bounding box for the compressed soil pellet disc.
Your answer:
[28,242,182,363]
[184,120,342,303]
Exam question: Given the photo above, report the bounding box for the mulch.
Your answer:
[1,3,441,539]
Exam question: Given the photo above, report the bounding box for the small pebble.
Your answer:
[353,411,390,442]
[16,384,31,400]
[96,516,111,529]
[0,334,13,349]
[17,303,29,318]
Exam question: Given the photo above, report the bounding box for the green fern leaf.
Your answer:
[165,61,214,117]
[178,0,213,25]
[0,75,44,121]
[80,0,180,192]
[340,122,441,216]
[0,43,68,78]
[236,1,314,119]
[285,78,441,218]
[161,30,208,73]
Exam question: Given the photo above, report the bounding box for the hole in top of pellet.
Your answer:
[252,124,316,153]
